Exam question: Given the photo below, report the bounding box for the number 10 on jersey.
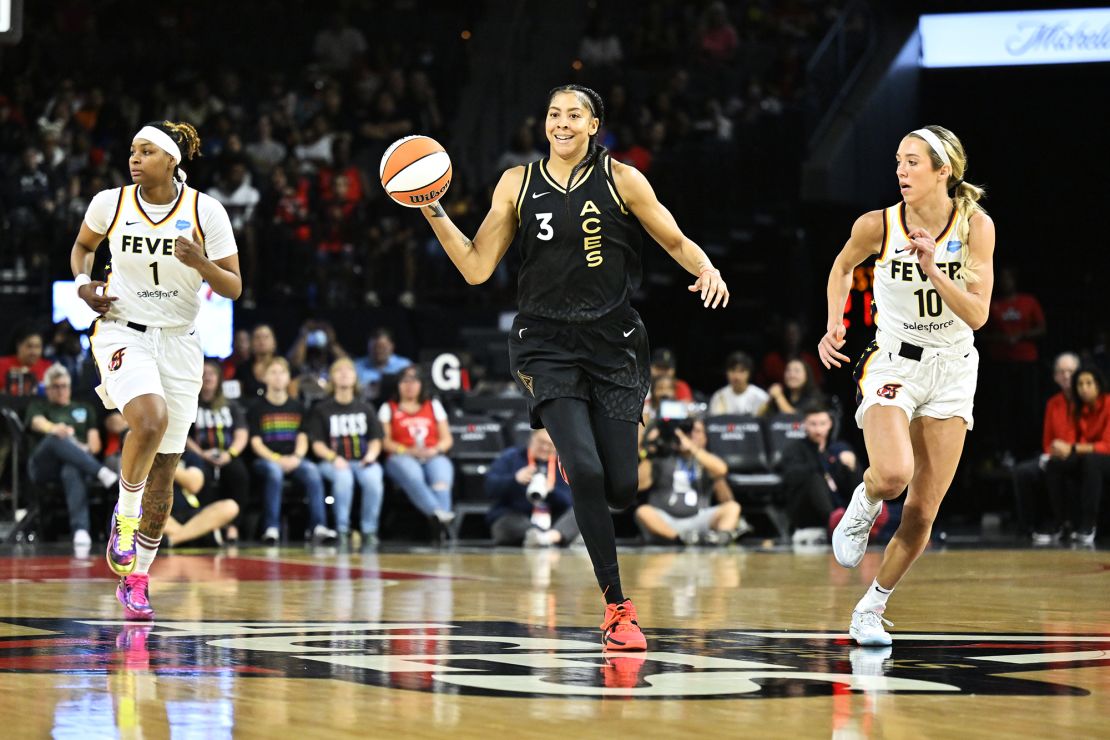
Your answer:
[914,288,942,317]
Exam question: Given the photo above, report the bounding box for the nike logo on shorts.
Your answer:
[519,328,528,339]
[623,328,636,337]
[532,192,549,199]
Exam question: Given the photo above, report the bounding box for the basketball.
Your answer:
[379,135,452,208]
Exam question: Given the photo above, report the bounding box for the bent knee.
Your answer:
[218,499,240,521]
[868,464,913,498]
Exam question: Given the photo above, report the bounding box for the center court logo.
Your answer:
[1,619,1107,700]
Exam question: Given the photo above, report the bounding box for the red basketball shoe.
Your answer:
[600,599,647,651]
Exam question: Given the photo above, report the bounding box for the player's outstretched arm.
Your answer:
[612,161,728,309]
[70,222,117,314]
[818,210,884,369]
[420,167,524,285]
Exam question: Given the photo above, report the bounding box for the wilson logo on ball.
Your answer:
[380,135,452,208]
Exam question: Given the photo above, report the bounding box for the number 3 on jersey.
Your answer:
[535,213,553,241]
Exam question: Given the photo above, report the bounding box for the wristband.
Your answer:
[397,444,406,454]
[1072,444,1078,455]
[228,448,239,458]
[74,274,91,296]
[271,451,281,461]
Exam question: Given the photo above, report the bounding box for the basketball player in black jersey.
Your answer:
[417,85,728,651]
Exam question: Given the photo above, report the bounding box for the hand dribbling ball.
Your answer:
[379,135,452,208]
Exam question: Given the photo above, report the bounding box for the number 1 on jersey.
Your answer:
[149,261,160,286]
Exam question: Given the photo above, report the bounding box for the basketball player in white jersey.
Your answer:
[70,120,241,619]
[817,125,995,646]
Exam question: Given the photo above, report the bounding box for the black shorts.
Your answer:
[508,305,651,428]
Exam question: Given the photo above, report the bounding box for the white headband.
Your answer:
[911,128,951,168]
[134,125,188,182]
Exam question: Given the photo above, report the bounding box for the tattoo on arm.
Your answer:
[427,203,447,218]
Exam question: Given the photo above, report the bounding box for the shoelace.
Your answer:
[842,497,879,538]
[125,575,150,606]
[857,611,893,630]
[116,515,141,551]
[601,602,640,632]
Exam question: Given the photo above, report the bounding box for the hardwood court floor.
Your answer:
[1,544,1107,738]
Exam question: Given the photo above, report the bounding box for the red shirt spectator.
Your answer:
[379,398,448,449]
[0,328,52,396]
[1042,392,1073,454]
[987,268,1046,363]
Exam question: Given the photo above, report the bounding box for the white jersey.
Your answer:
[84,184,237,328]
[873,203,973,349]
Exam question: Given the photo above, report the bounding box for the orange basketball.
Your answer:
[379,135,452,208]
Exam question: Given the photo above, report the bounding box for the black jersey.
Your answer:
[514,155,643,323]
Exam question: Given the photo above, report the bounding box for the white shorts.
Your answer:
[90,319,203,454]
[853,338,978,430]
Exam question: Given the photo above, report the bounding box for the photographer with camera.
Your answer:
[636,387,740,545]
[485,428,579,547]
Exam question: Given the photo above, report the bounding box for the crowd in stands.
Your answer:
[1,308,1106,551]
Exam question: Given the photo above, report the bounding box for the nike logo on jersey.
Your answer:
[623,328,636,337]
[532,192,549,199]
[894,247,907,254]
[125,221,140,226]
[519,328,528,339]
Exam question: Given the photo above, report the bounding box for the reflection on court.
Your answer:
[1,546,1108,737]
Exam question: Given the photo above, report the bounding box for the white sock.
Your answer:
[118,477,145,518]
[855,578,894,614]
[134,532,161,575]
[861,481,883,510]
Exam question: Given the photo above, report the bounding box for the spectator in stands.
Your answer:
[210,159,260,307]
[245,116,287,177]
[287,319,348,404]
[1,326,52,396]
[763,358,823,416]
[307,358,385,546]
[1012,351,1079,542]
[758,319,824,389]
[235,324,278,401]
[636,417,739,545]
[698,2,739,60]
[186,360,250,544]
[25,364,118,547]
[984,267,1047,458]
[579,15,624,68]
[379,364,455,537]
[43,321,89,386]
[779,405,867,545]
[5,147,56,257]
[1044,365,1110,545]
[223,328,251,381]
[650,348,694,402]
[643,374,679,425]
[354,328,412,400]
[486,428,579,547]
[249,357,337,545]
[313,12,368,73]
[496,121,543,172]
[163,451,239,548]
[708,351,770,416]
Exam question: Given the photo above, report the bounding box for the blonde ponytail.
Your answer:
[909,125,986,284]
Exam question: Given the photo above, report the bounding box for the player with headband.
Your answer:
[817,125,995,646]
[70,120,241,619]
